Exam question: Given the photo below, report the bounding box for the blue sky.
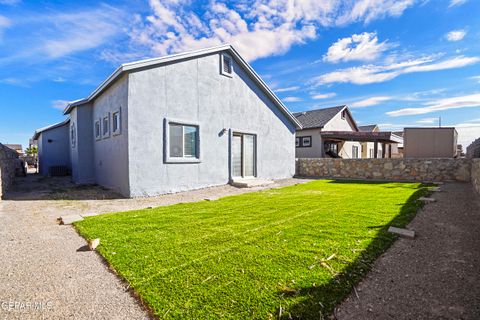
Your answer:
[1,0,479,149]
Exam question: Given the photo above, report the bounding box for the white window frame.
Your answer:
[164,118,201,163]
[112,109,121,136]
[220,53,233,77]
[102,113,110,139]
[94,119,101,141]
[352,145,359,158]
[70,122,76,148]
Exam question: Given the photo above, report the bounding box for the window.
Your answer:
[70,123,76,148]
[112,110,121,135]
[369,148,374,158]
[341,109,346,119]
[220,54,233,77]
[165,119,200,162]
[352,146,359,158]
[296,135,312,148]
[102,114,110,138]
[95,120,101,140]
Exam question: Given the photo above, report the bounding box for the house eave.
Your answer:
[61,44,302,129]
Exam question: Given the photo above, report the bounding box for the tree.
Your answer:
[25,145,38,156]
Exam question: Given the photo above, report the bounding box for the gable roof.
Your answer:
[33,118,70,141]
[293,106,347,130]
[358,124,378,132]
[4,144,22,151]
[63,44,302,129]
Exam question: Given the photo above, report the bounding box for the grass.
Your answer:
[75,180,429,319]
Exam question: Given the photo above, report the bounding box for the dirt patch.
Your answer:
[335,182,480,320]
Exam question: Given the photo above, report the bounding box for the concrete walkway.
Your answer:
[336,182,480,320]
[0,174,307,319]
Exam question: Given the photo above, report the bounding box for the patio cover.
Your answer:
[320,131,403,144]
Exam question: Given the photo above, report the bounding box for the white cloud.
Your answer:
[387,93,480,116]
[469,75,480,83]
[120,0,416,63]
[323,32,392,63]
[448,0,467,8]
[314,55,480,85]
[445,29,466,41]
[455,122,480,147]
[275,86,300,93]
[51,100,69,110]
[0,15,10,40]
[41,6,125,58]
[416,117,439,124]
[351,96,392,107]
[311,92,336,100]
[0,0,21,5]
[283,96,302,102]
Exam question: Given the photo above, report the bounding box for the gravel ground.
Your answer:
[0,174,309,319]
[336,182,480,320]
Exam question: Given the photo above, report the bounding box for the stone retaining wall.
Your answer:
[0,143,18,199]
[471,159,480,194]
[296,158,472,182]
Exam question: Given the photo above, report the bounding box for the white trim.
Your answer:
[220,53,233,77]
[102,113,110,139]
[229,128,257,179]
[112,109,122,136]
[33,118,70,140]
[62,45,302,129]
[94,119,102,141]
[70,122,76,149]
[164,118,201,164]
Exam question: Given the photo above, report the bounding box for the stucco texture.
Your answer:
[126,53,296,197]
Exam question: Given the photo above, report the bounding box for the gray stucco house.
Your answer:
[33,119,71,176]
[34,45,301,197]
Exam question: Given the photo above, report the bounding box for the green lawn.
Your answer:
[75,180,428,319]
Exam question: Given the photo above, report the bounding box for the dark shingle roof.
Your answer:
[293,106,345,130]
[358,125,377,132]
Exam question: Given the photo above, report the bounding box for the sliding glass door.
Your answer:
[232,133,256,178]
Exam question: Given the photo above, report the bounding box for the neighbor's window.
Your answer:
[221,54,233,77]
[102,114,110,138]
[369,148,374,158]
[302,136,311,147]
[296,136,312,148]
[341,109,346,119]
[95,120,101,140]
[70,123,76,148]
[169,123,199,159]
[352,145,359,158]
[112,110,121,135]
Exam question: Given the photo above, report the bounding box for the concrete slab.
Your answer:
[80,212,98,218]
[231,178,274,188]
[419,197,436,202]
[60,214,84,225]
[388,226,415,239]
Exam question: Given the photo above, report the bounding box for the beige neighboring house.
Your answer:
[358,125,382,158]
[5,144,23,156]
[294,106,361,159]
[294,106,402,159]
[404,127,458,158]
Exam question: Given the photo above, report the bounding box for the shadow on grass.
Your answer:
[280,182,429,319]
